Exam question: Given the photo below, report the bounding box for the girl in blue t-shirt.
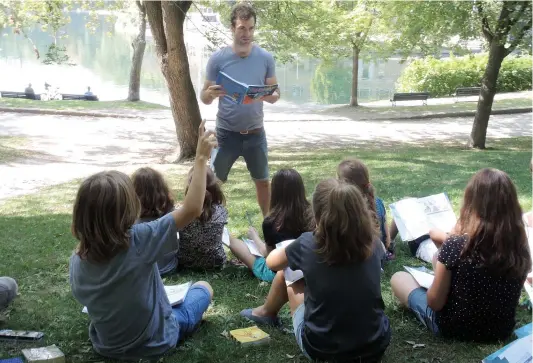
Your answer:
[69,122,216,361]
[337,158,394,260]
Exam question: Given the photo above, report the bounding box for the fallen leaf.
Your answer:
[405,340,416,345]
[220,330,229,338]
[259,281,268,287]
[245,293,258,299]
[413,344,426,349]
[286,354,295,359]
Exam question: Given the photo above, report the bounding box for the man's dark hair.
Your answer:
[230,2,256,27]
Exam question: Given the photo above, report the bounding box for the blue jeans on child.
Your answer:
[172,285,211,337]
[292,304,312,360]
[407,287,439,335]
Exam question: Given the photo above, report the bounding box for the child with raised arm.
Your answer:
[229,169,315,282]
[131,167,179,276]
[69,121,217,361]
[242,179,391,362]
[390,168,532,342]
[177,166,228,270]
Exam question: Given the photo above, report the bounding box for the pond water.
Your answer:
[0,12,406,106]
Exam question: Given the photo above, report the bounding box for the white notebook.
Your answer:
[404,266,434,289]
[82,281,192,314]
[276,239,304,286]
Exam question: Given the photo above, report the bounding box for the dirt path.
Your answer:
[0,111,530,200]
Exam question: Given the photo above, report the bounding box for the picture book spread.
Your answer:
[404,266,434,290]
[81,282,192,314]
[276,239,303,285]
[216,71,278,105]
[230,326,270,346]
[389,192,456,242]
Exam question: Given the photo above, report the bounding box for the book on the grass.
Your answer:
[216,71,278,105]
[482,334,532,363]
[21,345,65,363]
[82,282,192,314]
[276,239,304,286]
[389,192,456,242]
[230,326,270,346]
[404,266,434,290]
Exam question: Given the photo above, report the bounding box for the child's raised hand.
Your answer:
[196,119,217,160]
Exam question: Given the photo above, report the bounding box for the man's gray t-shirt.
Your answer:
[206,45,275,132]
[69,213,179,361]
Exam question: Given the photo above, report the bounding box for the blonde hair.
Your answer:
[313,178,378,265]
[72,171,140,263]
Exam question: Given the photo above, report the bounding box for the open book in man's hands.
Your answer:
[276,239,303,286]
[216,71,278,105]
[390,193,456,242]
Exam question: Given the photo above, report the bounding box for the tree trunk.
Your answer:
[350,45,360,107]
[127,1,147,102]
[145,1,202,161]
[468,41,506,149]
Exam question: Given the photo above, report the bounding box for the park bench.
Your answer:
[454,87,481,102]
[0,91,38,100]
[390,92,430,106]
[61,94,99,101]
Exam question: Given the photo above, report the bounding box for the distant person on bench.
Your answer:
[24,83,35,100]
[85,87,93,97]
[0,277,18,310]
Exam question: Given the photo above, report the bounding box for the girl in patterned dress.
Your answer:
[177,167,228,270]
[390,168,532,342]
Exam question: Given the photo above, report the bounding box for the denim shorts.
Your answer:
[172,285,211,335]
[213,127,269,182]
[292,304,312,360]
[407,287,439,335]
[252,257,276,282]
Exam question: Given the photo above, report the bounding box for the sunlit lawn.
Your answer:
[0,137,531,362]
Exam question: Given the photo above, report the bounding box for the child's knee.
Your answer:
[193,281,214,299]
[390,271,408,289]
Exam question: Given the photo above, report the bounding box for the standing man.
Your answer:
[200,2,279,217]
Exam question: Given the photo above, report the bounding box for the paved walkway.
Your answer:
[0,111,531,200]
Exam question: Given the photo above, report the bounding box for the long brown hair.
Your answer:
[458,168,531,279]
[313,178,378,265]
[337,158,379,227]
[186,166,225,223]
[264,169,315,236]
[72,171,140,263]
[131,167,175,219]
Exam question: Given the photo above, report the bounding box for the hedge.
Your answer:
[396,53,532,97]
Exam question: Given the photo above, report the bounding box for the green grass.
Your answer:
[0,137,532,363]
[323,97,532,119]
[0,98,169,112]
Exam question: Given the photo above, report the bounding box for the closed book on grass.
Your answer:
[21,345,65,363]
[230,326,270,346]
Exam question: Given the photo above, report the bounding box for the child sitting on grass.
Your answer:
[131,167,179,276]
[177,166,228,270]
[69,121,216,361]
[241,178,391,362]
[337,158,394,261]
[229,169,315,282]
[390,168,532,342]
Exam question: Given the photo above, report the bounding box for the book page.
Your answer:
[164,282,192,306]
[390,198,431,241]
[418,193,457,232]
[243,239,263,257]
[495,334,532,363]
[404,266,434,289]
[222,226,230,247]
[275,239,304,286]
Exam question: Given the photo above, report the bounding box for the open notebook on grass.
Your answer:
[82,281,192,314]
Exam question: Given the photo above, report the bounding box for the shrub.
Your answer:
[396,53,532,97]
